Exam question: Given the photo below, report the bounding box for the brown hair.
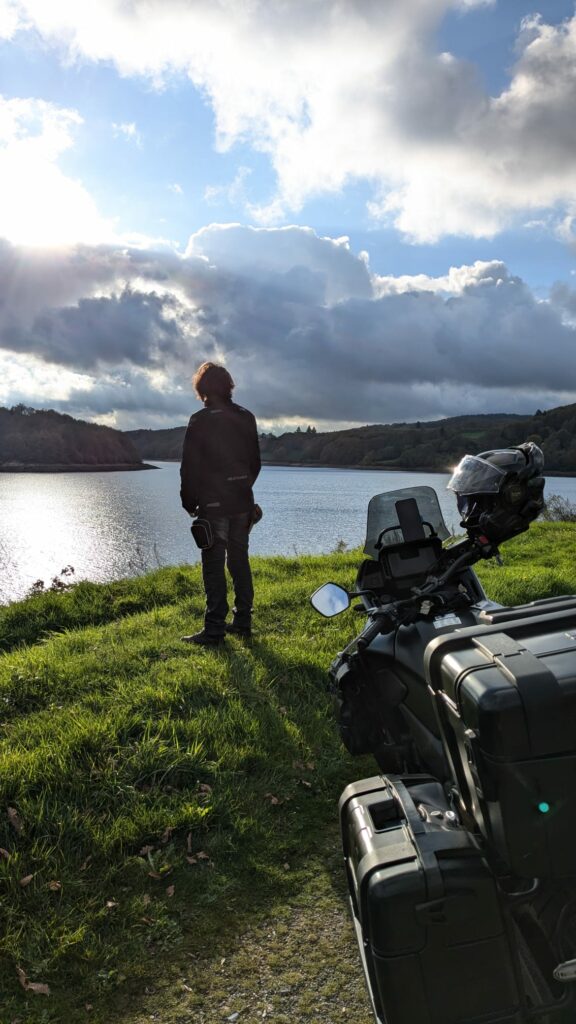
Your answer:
[193,362,235,401]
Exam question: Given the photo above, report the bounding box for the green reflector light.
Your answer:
[538,802,551,814]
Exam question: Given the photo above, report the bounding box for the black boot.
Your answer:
[181,631,225,646]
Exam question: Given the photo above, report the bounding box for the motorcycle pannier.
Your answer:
[340,774,521,1024]
[425,602,576,878]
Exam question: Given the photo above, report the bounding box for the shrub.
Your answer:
[541,493,576,522]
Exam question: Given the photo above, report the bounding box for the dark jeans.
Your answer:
[201,513,254,636]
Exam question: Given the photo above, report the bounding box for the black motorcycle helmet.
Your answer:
[447,441,545,544]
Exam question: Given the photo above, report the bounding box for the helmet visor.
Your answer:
[447,454,506,495]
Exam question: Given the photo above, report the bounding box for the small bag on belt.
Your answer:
[190,518,214,550]
[249,503,263,533]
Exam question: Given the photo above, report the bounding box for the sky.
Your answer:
[1,0,576,432]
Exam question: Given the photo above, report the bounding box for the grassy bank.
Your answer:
[1,522,575,1023]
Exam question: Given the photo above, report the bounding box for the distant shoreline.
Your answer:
[0,463,158,473]
[135,458,576,478]
[3,459,574,478]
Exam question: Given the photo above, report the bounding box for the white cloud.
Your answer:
[112,121,142,146]
[7,1,576,240]
[168,182,183,194]
[0,0,21,38]
[0,225,575,428]
[0,95,113,245]
[204,166,251,207]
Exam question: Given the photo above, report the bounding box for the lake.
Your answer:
[1,462,575,604]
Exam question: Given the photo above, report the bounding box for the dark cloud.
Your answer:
[3,288,189,369]
[1,226,575,428]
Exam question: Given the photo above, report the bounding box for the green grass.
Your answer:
[0,522,574,1023]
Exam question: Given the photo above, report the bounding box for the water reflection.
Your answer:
[1,464,575,604]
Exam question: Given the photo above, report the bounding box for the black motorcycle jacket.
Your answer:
[179,400,261,516]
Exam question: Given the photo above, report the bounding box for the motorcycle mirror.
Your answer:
[310,583,351,617]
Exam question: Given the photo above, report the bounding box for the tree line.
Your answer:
[0,405,143,468]
[126,404,576,475]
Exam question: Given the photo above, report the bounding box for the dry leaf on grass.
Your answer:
[166,884,175,897]
[19,875,34,887]
[186,856,198,865]
[7,807,22,833]
[80,855,92,872]
[264,793,281,805]
[48,880,62,891]
[105,900,119,909]
[0,847,10,860]
[160,826,173,844]
[198,783,212,795]
[186,831,193,853]
[142,893,151,906]
[16,967,50,996]
[139,844,155,856]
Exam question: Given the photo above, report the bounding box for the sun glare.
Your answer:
[2,159,113,247]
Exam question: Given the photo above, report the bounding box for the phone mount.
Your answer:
[372,497,444,599]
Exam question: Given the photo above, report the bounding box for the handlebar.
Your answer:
[341,536,501,656]
[356,611,393,651]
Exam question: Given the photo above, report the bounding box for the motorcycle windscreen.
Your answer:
[363,486,450,559]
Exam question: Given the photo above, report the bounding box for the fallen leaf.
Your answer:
[196,851,210,860]
[283,862,290,871]
[140,844,155,856]
[186,856,197,866]
[48,880,62,891]
[186,831,193,854]
[142,893,151,906]
[299,779,312,789]
[80,855,92,872]
[7,807,22,833]
[26,981,51,996]
[19,874,34,887]
[85,1004,93,1012]
[198,783,212,795]
[105,900,119,909]
[166,884,175,897]
[148,871,162,880]
[16,967,50,996]
[160,826,173,844]
[264,793,280,805]
[306,761,316,771]
[0,847,10,859]
[141,916,155,925]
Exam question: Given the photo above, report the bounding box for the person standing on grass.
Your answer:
[179,362,261,646]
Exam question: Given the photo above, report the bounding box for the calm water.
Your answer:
[1,463,575,604]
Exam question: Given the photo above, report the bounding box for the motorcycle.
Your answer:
[311,445,576,1024]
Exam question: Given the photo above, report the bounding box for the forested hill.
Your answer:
[0,405,146,470]
[125,403,576,474]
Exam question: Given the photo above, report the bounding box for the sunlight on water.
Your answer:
[1,463,575,604]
